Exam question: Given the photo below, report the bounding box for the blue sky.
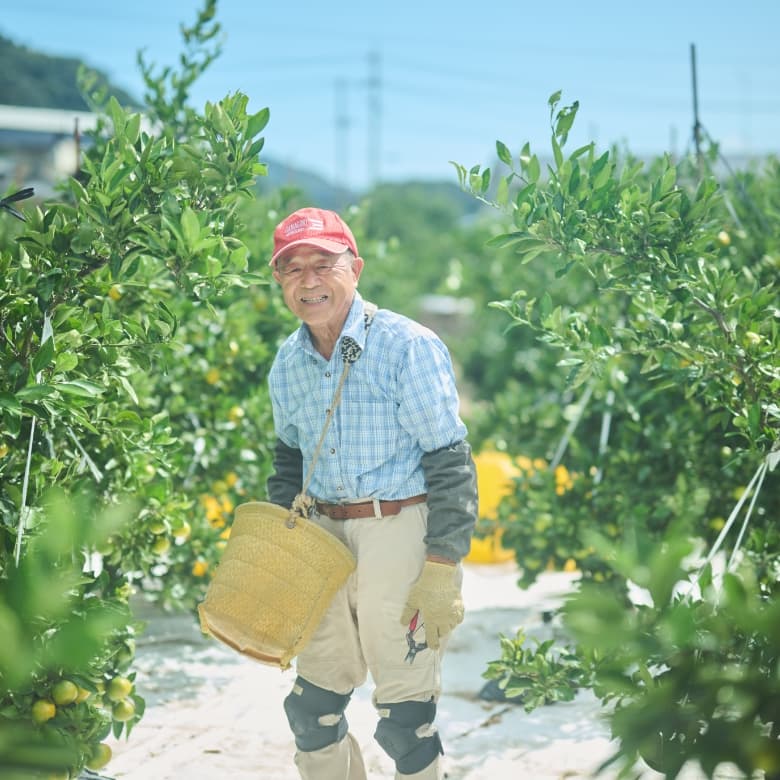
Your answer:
[2,0,778,191]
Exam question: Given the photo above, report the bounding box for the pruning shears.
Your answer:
[404,609,428,663]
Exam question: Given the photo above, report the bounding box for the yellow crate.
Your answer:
[464,450,519,564]
[465,528,515,564]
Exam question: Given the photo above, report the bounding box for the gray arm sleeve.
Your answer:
[266,438,303,508]
[421,439,478,561]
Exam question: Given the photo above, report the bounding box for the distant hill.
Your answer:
[256,158,357,210]
[256,159,480,216]
[0,33,481,214]
[0,34,139,110]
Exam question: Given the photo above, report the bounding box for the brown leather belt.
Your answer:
[315,494,427,520]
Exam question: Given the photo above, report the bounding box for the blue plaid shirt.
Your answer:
[268,292,467,502]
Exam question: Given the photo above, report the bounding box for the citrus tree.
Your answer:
[454,92,779,778]
[0,2,283,775]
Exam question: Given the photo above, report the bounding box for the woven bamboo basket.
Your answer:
[198,501,356,669]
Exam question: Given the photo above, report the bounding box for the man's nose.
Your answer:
[300,265,321,284]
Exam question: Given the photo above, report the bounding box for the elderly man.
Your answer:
[266,207,478,780]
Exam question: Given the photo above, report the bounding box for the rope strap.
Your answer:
[287,302,377,528]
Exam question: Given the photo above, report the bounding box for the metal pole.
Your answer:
[690,43,702,169]
[366,51,382,187]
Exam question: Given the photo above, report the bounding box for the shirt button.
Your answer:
[337,486,344,491]
[330,448,336,454]
[325,371,331,377]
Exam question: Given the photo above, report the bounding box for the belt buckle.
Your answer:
[370,498,382,519]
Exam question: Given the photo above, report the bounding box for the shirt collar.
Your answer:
[294,291,367,361]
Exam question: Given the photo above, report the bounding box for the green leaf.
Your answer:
[496,140,512,165]
[527,155,541,183]
[486,231,528,249]
[108,96,125,134]
[480,168,491,194]
[592,162,611,191]
[747,403,761,437]
[53,380,105,398]
[16,384,55,401]
[552,136,563,169]
[0,393,23,415]
[181,207,200,252]
[126,112,141,144]
[247,107,270,138]
[118,376,139,406]
[32,337,55,374]
[660,165,677,195]
[515,182,536,207]
[512,237,550,263]
[54,352,79,372]
[496,176,509,206]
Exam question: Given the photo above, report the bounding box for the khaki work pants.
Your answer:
[290,502,455,780]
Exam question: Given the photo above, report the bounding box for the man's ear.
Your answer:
[352,256,365,282]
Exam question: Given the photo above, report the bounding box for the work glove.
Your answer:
[400,560,464,649]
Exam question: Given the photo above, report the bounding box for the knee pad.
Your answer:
[283,677,351,752]
[374,698,443,775]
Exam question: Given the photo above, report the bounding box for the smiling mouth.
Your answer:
[301,295,327,304]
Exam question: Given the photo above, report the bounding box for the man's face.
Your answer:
[273,246,363,332]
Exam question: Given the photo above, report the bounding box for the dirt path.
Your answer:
[105,564,746,780]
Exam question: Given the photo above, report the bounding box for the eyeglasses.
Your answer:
[277,257,350,279]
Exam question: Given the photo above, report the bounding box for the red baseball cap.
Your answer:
[269,207,359,266]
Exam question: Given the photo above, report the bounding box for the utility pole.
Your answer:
[366,50,382,187]
[690,43,703,172]
[334,78,351,191]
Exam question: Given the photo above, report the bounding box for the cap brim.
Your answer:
[270,238,350,265]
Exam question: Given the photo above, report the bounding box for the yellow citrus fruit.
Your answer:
[710,517,726,531]
[172,521,191,540]
[228,405,245,423]
[717,230,731,246]
[205,368,221,385]
[108,284,123,301]
[75,686,92,704]
[148,520,167,534]
[51,680,79,707]
[86,742,113,771]
[0,443,9,458]
[112,699,136,722]
[192,559,209,577]
[31,699,57,724]
[116,638,136,666]
[106,676,133,702]
[151,536,171,555]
